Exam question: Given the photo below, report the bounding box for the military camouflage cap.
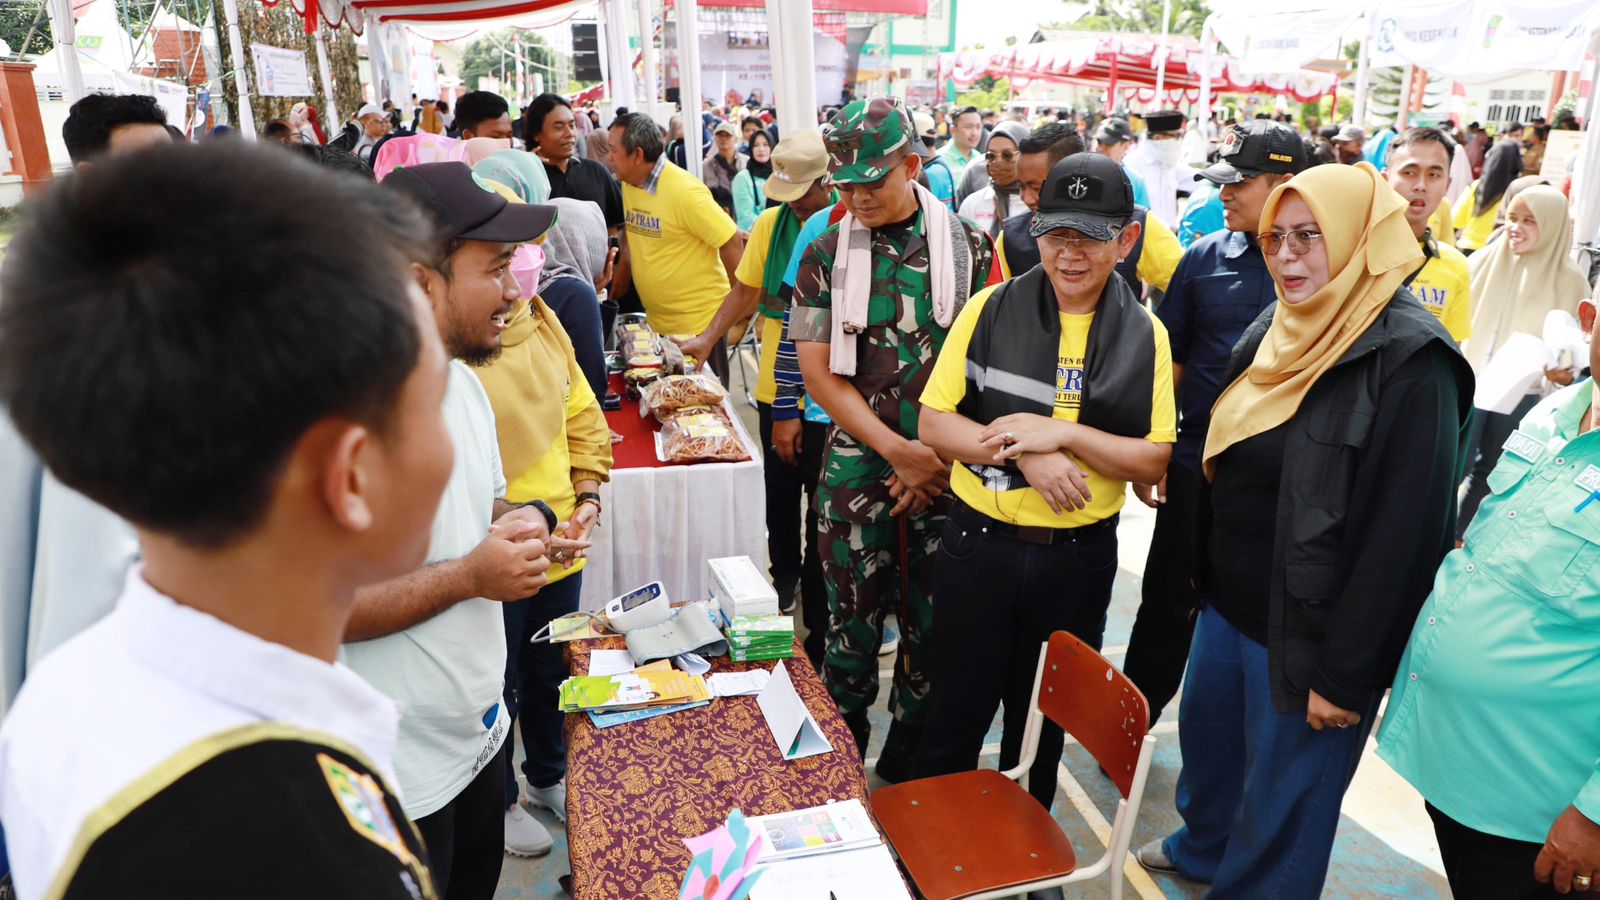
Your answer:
[823,97,913,183]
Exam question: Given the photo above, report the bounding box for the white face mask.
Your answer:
[1145,138,1182,167]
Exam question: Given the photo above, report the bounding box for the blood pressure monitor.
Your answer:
[604,581,672,633]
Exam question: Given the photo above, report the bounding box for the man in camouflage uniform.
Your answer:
[789,97,995,782]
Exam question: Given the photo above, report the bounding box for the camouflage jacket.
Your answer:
[789,211,995,523]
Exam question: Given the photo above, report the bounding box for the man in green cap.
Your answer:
[790,96,997,783]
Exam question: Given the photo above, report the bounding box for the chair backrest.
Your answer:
[1035,630,1150,799]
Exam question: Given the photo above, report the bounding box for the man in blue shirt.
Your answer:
[1122,120,1306,723]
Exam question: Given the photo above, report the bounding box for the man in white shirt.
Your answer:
[0,143,452,898]
[359,161,565,896]
[1125,109,1190,227]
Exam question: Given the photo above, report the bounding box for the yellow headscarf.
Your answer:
[1462,185,1591,372]
[1202,162,1424,477]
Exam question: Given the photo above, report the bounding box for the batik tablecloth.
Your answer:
[562,636,872,899]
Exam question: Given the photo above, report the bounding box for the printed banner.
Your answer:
[1369,0,1600,75]
[251,43,313,97]
[1211,7,1362,75]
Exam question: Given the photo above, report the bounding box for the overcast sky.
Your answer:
[952,0,1087,51]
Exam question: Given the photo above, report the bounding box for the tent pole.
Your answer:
[1351,5,1373,127]
[46,0,85,104]
[314,24,338,137]
[783,0,815,127]
[677,0,701,165]
[220,0,257,139]
[1198,15,1213,127]
[636,0,660,122]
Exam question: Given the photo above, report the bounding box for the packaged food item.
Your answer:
[659,409,748,463]
[641,374,728,415]
[623,367,662,400]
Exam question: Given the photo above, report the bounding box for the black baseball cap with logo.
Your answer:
[1200,120,1307,185]
[1029,152,1135,241]
[382,161,556,243]
[1093,117,1135,146]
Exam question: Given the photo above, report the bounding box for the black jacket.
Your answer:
[327,121,360,153]
[1195,290,1473,713]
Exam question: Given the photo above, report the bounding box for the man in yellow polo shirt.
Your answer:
[1386,127,1472,342]
[675,131,838,661]
[608,112,743,382]
[915,152,1174,811]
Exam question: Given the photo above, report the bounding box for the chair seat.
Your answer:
[871,769,1077,900]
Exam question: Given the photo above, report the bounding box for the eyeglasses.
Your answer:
[985,150,1019,162]
[1038,227,1122,252]
[1257,229,1324,256]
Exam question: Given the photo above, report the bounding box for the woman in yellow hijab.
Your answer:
[1138,162,1473,897]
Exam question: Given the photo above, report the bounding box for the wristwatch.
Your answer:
[575,491,603,517]
[523,499,558,533]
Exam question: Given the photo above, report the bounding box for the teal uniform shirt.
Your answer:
[1380,382,1600,842]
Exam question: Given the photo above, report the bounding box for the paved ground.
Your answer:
[494,352,1451,899]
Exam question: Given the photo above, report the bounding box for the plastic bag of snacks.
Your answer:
[623,367,662,400]
[641,374,728,416]
[658,408,748,463]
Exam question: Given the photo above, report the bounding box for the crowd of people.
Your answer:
[0,77,1598,900]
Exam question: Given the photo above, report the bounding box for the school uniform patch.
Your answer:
[318,753,415,865]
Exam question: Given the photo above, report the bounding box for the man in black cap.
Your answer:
[356,161,562,891]
[1126,108,1189,226]
[1092,117,1149,207]
[916,152,1175,812]
[1122,120,1305,727]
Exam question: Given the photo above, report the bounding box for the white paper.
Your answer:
[755,661,831,760]
[748,845,912,900]
[1474,332,1554,415]
[1544,311,1587,373]
[587,649,636,677]
[708,670,770,697]
[675,652,712,676]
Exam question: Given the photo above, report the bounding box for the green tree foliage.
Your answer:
[956,76,1012,113]
[459,29,552,91]
[1072,0,1208,39]
[0,1,54,57]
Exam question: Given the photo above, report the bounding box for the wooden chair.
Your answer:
[870,631,1156,900]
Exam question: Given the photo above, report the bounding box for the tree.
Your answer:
[957,77,1012,113]
[1073,0,1208,39]
[0,1,53,58]
[460,29,554,91]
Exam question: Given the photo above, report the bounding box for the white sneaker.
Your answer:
[527,779,567,824]
[879,622,900,657]
[504,803,553,857]
[1136,837,1177,873]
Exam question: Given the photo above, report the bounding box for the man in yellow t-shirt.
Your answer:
[608,112,743,382]
[1386,128,1472,342]
[915,153,1175,811]
[673,131,838,664]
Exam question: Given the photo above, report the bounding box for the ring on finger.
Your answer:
[1575,874,1593,891]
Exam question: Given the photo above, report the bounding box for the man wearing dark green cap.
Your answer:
[790,96,997,783]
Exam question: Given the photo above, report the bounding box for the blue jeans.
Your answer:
[1164,607,1378,899]
[502,572,583,806]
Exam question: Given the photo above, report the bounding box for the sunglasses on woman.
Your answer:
[1257,229,1324,256]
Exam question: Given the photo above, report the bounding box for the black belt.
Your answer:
[951,500,1118,546]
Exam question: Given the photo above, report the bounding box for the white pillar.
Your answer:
[785,0,816,125]
[676,0,702,166]
[46,0,85,104]
[636,0,660,121]
[314,25,339,137]
[765,0,788,120]
[365,9,387,105]
[220,0,257,139]
[768,0,814,132]
[602,0,635,111]
[1154,0,1172,102]
[1351,7,1374,127]
[1569,33,1600,245]
[1198,16,1214,124]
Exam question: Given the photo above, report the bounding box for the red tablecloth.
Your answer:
[561,638,872,899]
[605,374,667,470]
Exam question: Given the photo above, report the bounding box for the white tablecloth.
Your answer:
[578,402,767,611]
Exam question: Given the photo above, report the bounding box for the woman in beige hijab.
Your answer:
[1138,162,1473,898]
[1456,185,1591,538]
